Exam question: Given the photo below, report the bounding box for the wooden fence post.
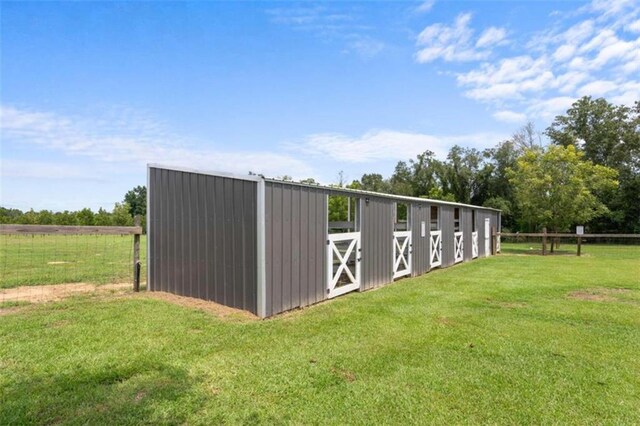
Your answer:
[542,227,547,256]
[491,226,497,255]
[577,236,582,257]
[133,215,141,292]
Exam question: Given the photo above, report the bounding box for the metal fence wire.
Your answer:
[0,224,144,308]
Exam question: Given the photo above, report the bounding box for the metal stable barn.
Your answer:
[147,164,501,318]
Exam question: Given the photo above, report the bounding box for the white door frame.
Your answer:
[327,232,361,298]
[454,231,464,263]
[393,231,412,279]
[484,218,491,256]
[430,230,442,269]
[472,231,478,258]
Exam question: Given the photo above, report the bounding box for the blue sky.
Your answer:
[1,0,639,211]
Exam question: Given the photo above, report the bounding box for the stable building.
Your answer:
[147,164,501,318]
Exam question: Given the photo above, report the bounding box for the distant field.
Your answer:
[1,245,638,424]
[0,234,146,288]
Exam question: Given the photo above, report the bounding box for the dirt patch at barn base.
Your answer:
[0,282,132,304]
[140,291,257,320]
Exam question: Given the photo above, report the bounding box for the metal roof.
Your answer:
[148,163,501,212]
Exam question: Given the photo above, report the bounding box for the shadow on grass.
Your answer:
[0,360,205,425]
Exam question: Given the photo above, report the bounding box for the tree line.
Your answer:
[327,96,639,233]
[1,186,147,228]
[2,97,638,233]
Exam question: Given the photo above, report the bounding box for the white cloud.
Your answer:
[553,44,577,62]
[1,160,99,180]
[289,129,508,163]
[266,6,385,58]
[609,80,640,105]
[626,19,640,32]
[555,71,590,93]
[422,0,640,121]
[344,35,385,58]
[415,13,492,63]
[526,97,577,121]
[457,56,555,102]
[493,110,527,123]
[0,105,314,179]
[415,0,435,14]
[577,80,618,97]
[476,27,507,48]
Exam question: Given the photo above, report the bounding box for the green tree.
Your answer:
[37,210,54,225]
[389,161,414,196]
[53,211,77,225]
[19,209,39,224]
[508,145,618,233]
[299,178,318,185]
[112,202,134,226]
[76,208,95,226]
[441,146,483,204]
[0,207,24,224]
[423,187,455,202]
[124,186,146,218]
[94,208,113,226]
[409,151,442,197]
[546,97,640,232]
[359,173,390,193]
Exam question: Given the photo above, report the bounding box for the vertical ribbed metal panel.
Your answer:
[463,208,473,262]
[361,197,394,290]
[440,205,455,267]
[478,210,494,258]
[264,182,327,317]
[411,203,430,276]
[148,167,257,314]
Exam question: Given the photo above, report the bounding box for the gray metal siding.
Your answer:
[463,208,473,262]
[411,203,430,276]
[440,205,455,267]
[150,166,500,317]
[148,167,257,314]
[264,182,327,317]
[361,197,394,290]
[477,210,499,258]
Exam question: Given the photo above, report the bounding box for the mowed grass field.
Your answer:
[0,235,146,288]
[1,245,639,424]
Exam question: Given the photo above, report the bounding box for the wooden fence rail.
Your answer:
[0,224,142,235]
[1,218,143,290]
[492,228,640,256]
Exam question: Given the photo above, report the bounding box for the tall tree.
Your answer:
[389,161,414,196]
[359,173,390,193]
[124,186,147,218]
[546,97,640,231]
[76,208,95,226]
[508,145,618,232]
[441,145,483,204]
[112,202,134,226]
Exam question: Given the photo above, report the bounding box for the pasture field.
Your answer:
[1,245,639,424]
[0,234,146,288]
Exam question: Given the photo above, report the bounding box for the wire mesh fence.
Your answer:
[0,226,144,308]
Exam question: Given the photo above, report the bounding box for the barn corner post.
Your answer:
[133,215,141,292]
[256,176,267,319]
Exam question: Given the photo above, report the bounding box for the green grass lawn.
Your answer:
[0,235,146,288]
[1,246,639,424]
